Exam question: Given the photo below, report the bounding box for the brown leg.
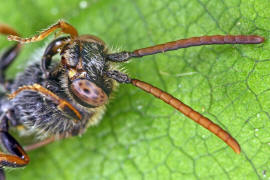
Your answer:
[24,134,67,152]
[0,24,19,36]
[7,20,78,43]
[106,70,241,154]
[0,113,29,168]
[8,84,82,120]
[0,132,30,167]
[107,35,264,62]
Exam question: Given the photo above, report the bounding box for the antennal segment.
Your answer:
[131,79,241,154]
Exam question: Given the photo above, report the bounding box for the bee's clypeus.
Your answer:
[0,20,264,179]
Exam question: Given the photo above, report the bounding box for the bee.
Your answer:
[0,20,264,179]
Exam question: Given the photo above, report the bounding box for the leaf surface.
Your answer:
[0,0,269,179]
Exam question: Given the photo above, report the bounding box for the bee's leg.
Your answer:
[8,20,78,43]
[106,70,241,154]
[0,113,30,170]
[24,136,58,151]
[0,24,19,37]
[41,36,70,78]
[24,134,67,152]
[8,83,82,121]
[0,131,30,168]
[106,35,264,62]
[0,24,22,89]
[0,44,21,86]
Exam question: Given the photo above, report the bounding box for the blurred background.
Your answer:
[0,0,269,179]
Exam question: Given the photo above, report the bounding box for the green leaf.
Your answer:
[0,0,269,179]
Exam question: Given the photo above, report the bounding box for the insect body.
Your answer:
[0,20,264,179]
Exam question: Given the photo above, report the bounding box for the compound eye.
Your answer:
[71,79,108,107]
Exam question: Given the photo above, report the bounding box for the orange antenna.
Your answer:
[131,35,264,57]
[131,79,241,154]
[107,35,264,62]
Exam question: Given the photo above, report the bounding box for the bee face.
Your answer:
[61,39,111,108]
[62,40,106,74]
[61,42,80,68]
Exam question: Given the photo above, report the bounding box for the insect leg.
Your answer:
[0,44,21,86]
[41,36,70,78]
[8,84,82,121]
[0,113,30,168]
[107,35,264,62]
[0,24,22,88]
[0,24,19,36]
[24,134,67,152]
[107,70,241,154]
[7,20,78,43]
[0,131,30,168]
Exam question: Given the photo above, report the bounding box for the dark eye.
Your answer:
[70,79,108,107]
